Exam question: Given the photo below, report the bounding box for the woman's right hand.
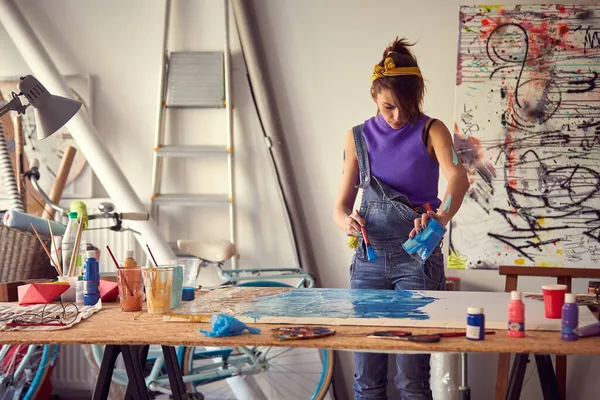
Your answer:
[341,209,366,236]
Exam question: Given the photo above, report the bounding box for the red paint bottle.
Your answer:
[508,291,525,338]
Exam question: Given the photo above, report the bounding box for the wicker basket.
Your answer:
[0,217,58,282]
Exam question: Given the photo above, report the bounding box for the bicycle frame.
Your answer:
[208,263,315,289]
[146,346,268,390]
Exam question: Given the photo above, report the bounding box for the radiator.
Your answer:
[51,345,95,395]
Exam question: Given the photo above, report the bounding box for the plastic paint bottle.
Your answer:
[561,294,578,341]
[83,250,100,306]
[122,250,137,268]
[75,276,84,305]
[466,307,485,340]
[61,211,79,274]
[507,291,525,338]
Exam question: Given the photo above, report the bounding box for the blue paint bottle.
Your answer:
[466,307,485,340]
[83,250,100,306]
[561,294,578,341]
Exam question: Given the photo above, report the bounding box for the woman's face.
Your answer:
[373,88,406,129]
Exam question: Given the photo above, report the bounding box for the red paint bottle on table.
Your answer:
[508,291,525,338]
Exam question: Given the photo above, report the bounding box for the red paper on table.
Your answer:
[17,283,69,305]
[99,279,119,302]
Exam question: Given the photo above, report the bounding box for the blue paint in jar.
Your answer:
[466,307,485,340]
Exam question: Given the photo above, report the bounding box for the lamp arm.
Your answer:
[0,92,28,118]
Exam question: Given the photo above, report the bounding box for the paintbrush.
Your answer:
[67,220,84,277]
[106,245,134,296]
[146,244,159,267]
[357,210,376,261]
[46,220,59,271]
[30,223,62,276]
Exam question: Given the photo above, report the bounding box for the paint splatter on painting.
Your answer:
[452,4,600,269]
[241,288,437,320]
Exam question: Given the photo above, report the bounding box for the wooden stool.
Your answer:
[495,266,600,400]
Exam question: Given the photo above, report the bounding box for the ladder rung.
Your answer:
[156,145,229,157]
[152,193,231,206]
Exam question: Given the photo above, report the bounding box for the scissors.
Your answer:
[368,330,496,343]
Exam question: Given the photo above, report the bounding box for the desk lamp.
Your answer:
[0,74,82,138]
[0,75,82,211]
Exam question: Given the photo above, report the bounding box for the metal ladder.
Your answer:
[150,0,237,268]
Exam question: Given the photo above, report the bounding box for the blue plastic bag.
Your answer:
[199,313,261,337]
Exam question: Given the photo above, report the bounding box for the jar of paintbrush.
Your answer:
[117,251,144,312]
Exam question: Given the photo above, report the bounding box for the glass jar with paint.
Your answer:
[169,258,200,301]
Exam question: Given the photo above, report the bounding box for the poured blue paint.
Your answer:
[451,148,459,165]
[241,288,437,320]
[442,195,453,212]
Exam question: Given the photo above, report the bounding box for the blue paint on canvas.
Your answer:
[241,288,437,320]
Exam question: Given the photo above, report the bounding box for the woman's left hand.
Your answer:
[409,211,447,238]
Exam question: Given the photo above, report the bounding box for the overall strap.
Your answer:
[352,124,371,188]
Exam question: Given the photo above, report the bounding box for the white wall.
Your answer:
[0,1,599,399]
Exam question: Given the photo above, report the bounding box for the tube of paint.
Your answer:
[402,218,447,263]
[576,322,600,338]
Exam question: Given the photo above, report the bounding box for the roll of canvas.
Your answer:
[2,209,66,237]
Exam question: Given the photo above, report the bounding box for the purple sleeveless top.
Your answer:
[362,113,441,210]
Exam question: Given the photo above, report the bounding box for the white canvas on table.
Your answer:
[165,287,597,331]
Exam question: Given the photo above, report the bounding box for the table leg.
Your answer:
[121,345,150,400]
[535,355,562,400]
[505,353,529,400]
[496,353,512,400]
[92,345,121,400]
[162,345,187,399]
[496,274,519,400]
[125,346,150,400]
[555,355,567,399]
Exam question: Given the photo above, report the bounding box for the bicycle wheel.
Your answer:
[181,346,334,400]
[182,280,334,400]
[0,344,59,400]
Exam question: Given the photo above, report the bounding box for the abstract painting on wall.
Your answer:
[452,4,600,269]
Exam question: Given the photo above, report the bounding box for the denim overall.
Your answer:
[350,124,446,400]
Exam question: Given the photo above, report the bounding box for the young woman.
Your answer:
[333,38,470,400]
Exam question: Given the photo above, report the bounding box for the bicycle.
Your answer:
[90,241,334,400]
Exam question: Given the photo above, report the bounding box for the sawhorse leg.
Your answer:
[93,344,149,400]
[93,345,194,400]
[505,353,563,400]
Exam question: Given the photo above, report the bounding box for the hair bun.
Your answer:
[383,37,416,59]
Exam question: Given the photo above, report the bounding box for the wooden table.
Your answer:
[2,302,598,399]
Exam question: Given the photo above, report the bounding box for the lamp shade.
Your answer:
[18,75,82,140]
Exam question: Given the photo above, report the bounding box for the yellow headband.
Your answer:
[371,57,422,82]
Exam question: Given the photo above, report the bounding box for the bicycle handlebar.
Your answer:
[119,212,149,221]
